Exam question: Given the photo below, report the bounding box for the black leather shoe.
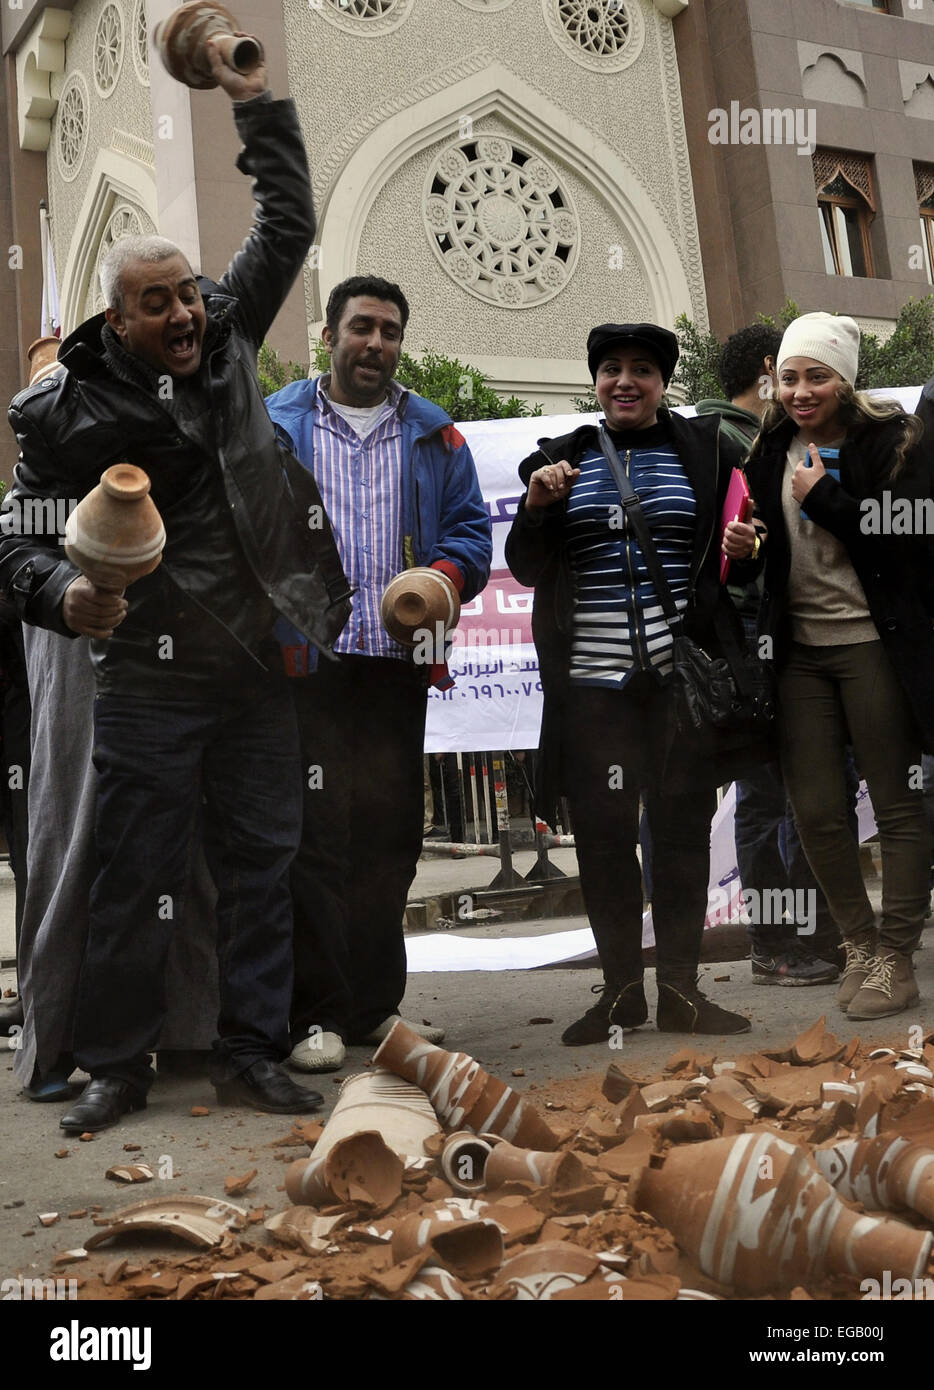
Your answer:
[60,1078,147,1133]
[561,979,648,1046]
[657,981,751,1035]
[213,1059,324,1113]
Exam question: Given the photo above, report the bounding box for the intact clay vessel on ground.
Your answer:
[813,1135,934,1223]
[154,1,263,88]
[64,464,165,591]
[380,567,460,647]
[373,1020,559,1151]
[629,1132,933,1294]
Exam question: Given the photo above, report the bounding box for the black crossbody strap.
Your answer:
[597,425,683,634]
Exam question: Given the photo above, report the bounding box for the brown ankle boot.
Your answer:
[836,934,875,1011]
[846,949,920,1020]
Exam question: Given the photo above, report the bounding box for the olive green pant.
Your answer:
[779,640,927,953]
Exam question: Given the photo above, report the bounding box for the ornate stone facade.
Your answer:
[287,0,706,406]
[16,0,705,410]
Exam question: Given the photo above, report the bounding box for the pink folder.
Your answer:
[719,469,752,584]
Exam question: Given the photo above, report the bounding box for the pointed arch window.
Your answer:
[813,150,875,278]
[915,164,934,286]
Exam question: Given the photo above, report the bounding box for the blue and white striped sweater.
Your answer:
[566,440,696,688]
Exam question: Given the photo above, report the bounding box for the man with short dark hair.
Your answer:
[266,275,492,1073]
[0,45,351,1130]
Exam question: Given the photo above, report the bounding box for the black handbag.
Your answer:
[597,426,774,734]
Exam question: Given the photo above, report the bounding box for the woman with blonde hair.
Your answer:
[745,311,932,1019]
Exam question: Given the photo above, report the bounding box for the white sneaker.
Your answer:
[287,1032,346,1073]
[360,1015,445,1045]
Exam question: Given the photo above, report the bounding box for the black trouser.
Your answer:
[74,688,301,1092]
[563,675,716,988]
[289,655,427,1043]
[779,640,928,953]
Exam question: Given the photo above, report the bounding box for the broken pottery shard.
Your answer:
[602,1062,639,1104]
[125,1271,180,1297]
[613,1088,649,1134]
[485,1143,587,1193]
[664,1049,715,1077]
[373,1022,559,1151]
[190,1107,210,1117]
[106,1164,154,1184]
[224,1169,258,1197]
[102,1257,129,1286]
[53,1249,88,1264]
[600,1131,657,1182]
[640,1078,708,1112]
[484,1197,546,1244]
[264,1207,344,1255]
[38,1213,60,1227]
[176,1272,217,1300]
[628,1133,933,1294]
[656,1103,718,1144]
[297,1070,441,1191]
[391,1202,504,1279]
[285,1131,403,1210]
[813,1135,934,1222]
[785,1016,845,1065]
[399,1263,469,1301]
[84,1196,247,1250]
[495,1242,600,1300]
[747,1062,853,1114]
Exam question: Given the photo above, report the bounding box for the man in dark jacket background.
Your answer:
[0,43,350,1130]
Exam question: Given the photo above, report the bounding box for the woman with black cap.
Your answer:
[506,323,759,1042]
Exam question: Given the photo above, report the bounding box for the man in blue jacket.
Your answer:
[266,275,492,1072]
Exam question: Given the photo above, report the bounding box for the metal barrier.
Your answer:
[424,752,574,885]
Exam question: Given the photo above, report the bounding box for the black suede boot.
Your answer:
[656,979,751,1035]
[561,979,648,1046]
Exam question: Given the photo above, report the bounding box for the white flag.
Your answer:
[39,202,61,338]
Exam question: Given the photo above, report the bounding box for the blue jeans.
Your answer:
[73,688,301,1090]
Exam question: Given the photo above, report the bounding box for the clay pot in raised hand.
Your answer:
[154,1,264,89]
[64,464,165,591]
[629,1132,933,1294]
[380,567,460,648]
[373,1020,559,1152]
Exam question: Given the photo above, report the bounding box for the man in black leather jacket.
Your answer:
[0,45,350,1131]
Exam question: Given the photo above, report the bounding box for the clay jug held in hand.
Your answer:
[154,2,264,89]
[64,464,166,592]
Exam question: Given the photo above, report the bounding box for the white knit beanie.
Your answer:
[777,311,860,385]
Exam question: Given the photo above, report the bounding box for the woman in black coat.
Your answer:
[506,323,759,1043]
[744,311,931,1022]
